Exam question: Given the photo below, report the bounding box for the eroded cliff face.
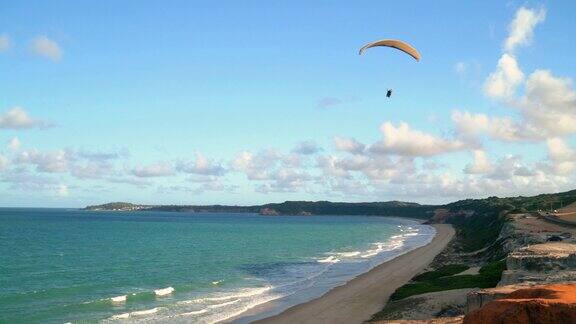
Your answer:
[373,213,576,324]
[463,214,576,321]
[464,284,576,324]
[501,243,576,284]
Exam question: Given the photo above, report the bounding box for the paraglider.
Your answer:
[358,39,421,61]
[359,39,420,100]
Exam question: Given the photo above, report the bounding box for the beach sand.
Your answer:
[252,224,455,324]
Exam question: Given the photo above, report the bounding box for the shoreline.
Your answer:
[234,224,454,324]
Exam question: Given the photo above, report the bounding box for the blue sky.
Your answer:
[1,1,575,207]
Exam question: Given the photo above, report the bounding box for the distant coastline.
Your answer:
[84,200,435,218]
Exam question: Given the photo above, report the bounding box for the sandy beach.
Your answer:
[253,224,455,324]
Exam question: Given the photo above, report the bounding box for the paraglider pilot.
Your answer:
[386,89,393,98]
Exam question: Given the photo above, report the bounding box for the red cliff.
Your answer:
[464,284,576,324]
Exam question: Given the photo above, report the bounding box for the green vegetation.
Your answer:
[442,189,576,253]
[85,202,140,210]
[449,210,509,253]
[495,189,576,212]
[261,201,434,218]
[412,264,469,282]
[85,200,435,218]
[389,260,506,301]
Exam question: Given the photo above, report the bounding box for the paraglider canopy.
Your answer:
[359,39,421,61]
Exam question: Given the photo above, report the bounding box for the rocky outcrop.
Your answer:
[500,242,576,285]
[497,215,546,253]
[375,289,473,321]
[463,284,576,324]
[507,243,576,271]
[463,216,576,318]
[259,208,279,216]
[377,317,464,324]
[465,284,534,313]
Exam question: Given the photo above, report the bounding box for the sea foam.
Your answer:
[110,295,126,303]
[154,287,174,296]
[110,307,160,320]
[317,256,340,263]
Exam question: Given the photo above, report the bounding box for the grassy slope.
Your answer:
[389,260,506,301]
[370,260,506,321]
[411,264,469,282]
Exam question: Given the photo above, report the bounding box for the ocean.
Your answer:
[0,208,435,323]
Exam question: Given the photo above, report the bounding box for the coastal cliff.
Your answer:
[370,190,576,323]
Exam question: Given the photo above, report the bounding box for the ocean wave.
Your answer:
[109,307,160,320]
[207,299,240,309]
[175,309,208,317]
[105,223,436,323]
[157,288,283,323]
[178,286,272,305]
[195,293,282,324]
[360,240,403,258]
[317,256,340,263]
[154,287,174,297]
[334,251,361,257]
[322,226,425,261]
[110,295,126,303]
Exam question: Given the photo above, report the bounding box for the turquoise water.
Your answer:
[0,208,434,323]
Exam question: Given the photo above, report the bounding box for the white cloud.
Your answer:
[231,150,280,180]
[455,62,467,75]
[31,36,63,61]
[460,68,576,142]
[292,141,321,155]
[15,149,70,173]
[323,179,370,197]
[282,153,303,168]
[547,138,574,162]
[0,154,8,171]
[464,150,493,174]
[0,168,59,191]
[7,137,21,151]
[333,136,365,155]
[56,184,69,197]
[470,6,572,143]
[0,34,10,52]
[256,168,314,193]
[316,155,352,179]
[546,138,576,176]
[317,97,342,108]
[231,149,318,192]
[317,153,416,183]
[371,122,469,156]
[486,155,534,180]
[108,176,151,187]
[484,54,524,99]
[517,70,576,138]
[131,162,174,177]
[0,107,49,129]
[504,7,546,52]
[71,161,114,179]
[452,110,526,142]
[76,148,129,161]
[176,153,226,176]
